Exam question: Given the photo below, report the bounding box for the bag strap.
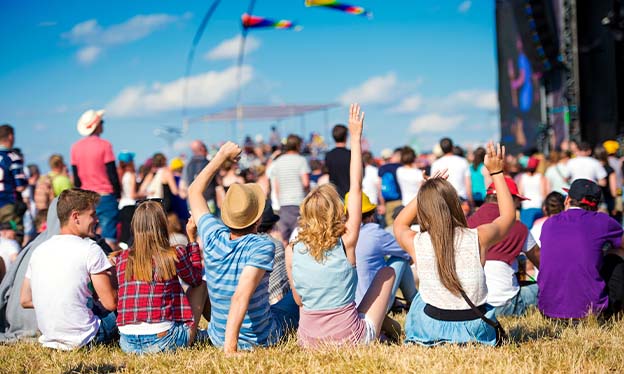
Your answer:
[459,290,507,346]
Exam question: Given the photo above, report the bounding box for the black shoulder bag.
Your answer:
[460,290,508,346]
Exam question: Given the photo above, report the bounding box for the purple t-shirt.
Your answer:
[538,208,623,318]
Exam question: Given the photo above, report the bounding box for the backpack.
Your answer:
[381,172,400,201]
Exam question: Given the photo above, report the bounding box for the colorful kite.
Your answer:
[241,13,302,30]
[305,0,372,18]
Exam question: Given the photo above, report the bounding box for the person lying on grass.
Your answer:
[286,104,397,348]
[394,142,515,346]
[188,142,297,353]
[112,199,208,354]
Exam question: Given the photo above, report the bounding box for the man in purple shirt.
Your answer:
[538,178,624,319]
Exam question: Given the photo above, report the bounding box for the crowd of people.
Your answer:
[0,102,623,353]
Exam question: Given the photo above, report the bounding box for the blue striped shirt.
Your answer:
[198,213,276,349]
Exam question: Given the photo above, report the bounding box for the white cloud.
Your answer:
[458,1,472,13]
[106,65,253,117]
[410,113,465,134]
[426,89,498,112]
[63,14,185,64]
[390,95,423,113]
[76,46,102,64]
[339,72,398,105]
[205,35,261,61]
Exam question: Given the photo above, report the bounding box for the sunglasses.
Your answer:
[135,198,164,206]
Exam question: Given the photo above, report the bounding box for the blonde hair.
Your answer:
[416,178,468,296]
[126,201,178,282]
[297,184,346,262]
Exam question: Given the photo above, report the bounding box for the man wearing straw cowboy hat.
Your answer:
[70,109,121,250]
[188,141,295,354]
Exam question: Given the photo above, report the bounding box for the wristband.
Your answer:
[490,170,504,176]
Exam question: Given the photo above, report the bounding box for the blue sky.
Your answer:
[1,0,500,170]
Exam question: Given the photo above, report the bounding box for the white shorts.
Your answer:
[358,313,377,345]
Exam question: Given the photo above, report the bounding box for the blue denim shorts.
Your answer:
[120,322,192,354]
[96,194,119,242]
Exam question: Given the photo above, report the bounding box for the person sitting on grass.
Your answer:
[20,189,118,350]
[395,142,515,346]
[188,142,297,353]
[113,200,208,354]
[467,177,540,317]
[286,104,397,348]
[538,178,624,320]
[345,191,416,313]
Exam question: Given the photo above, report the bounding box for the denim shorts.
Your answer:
[96,194,119,242]
[120,322,192,354]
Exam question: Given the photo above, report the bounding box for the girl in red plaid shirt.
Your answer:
[114,200,208,354]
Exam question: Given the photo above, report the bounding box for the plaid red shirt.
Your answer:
[115,243,203,327]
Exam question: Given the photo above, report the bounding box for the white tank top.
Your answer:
[118,172,136,209]
[414,227,488,309]
[146,168,164,199]
[520,173,543,209]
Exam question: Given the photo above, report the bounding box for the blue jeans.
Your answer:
[494,282,539,317]
[270,290,300,332]
[386,256,418,312]
[90,306,118,346]
[96,194,119,242]
[120,322,192,354]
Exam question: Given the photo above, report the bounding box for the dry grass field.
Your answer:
[1,309,623,373]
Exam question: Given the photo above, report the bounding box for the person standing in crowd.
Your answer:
[169,157,189,226]
[47,154,72,197]
[361,151,380,207]
[139,153,179,213]
[0,125,27,243]
[270,135,310,244]
[188,142,296,353]
[470,147,489,207]
[544,150,570,194]
[594,146,619,219]
[378,148,403,226]
[20,189,118,350]
[468,177,540,317]
[538,179,624,319]
[566,141,607,185]
[395,142,514,346]
[181,140,217,214]
[396,146,424,207]
[325,124,351,198]
[215,160,245,212]
[287,104,397,348]
[70,109,121,250]
[117,151,137,247]
[430,137,472,202]
[113,200,207,354]
[517,157,547,229]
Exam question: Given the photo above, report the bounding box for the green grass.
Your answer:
[1,310,623,373]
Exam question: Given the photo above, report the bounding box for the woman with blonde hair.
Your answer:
[394,142,515,346]
[286,104,396,347]
[114,200,207,354]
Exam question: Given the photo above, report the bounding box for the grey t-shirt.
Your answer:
[270,154,310,206]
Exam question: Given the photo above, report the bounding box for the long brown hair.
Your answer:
[126,201,178,282]
[297,184,346,262]
[416,178,468,296]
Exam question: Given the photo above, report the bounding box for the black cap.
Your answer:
[566,178,602,206]
[258,201,280,232]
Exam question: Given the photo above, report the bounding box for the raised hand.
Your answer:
[423,168,449,181]
[483,141,505,175]
[217,141,242,162]
[348,103,364,138]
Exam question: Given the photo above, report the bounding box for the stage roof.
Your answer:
[187,103,340,124]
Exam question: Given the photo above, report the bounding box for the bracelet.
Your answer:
[490,170,504,176]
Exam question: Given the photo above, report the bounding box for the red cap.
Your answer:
[486,176,530,201]
[527,157,539,170]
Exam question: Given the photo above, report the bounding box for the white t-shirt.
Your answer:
[544,163,570,194]
[118,171,136,209]
[270,154,311,206]
[483,232,537,307]
[396,166,424,206]
[430,155,470,199]
[566,156,607,182]
[0,237,20,273]
[362,164,380,205]
[25,235,112,350]
[520,173,544,209]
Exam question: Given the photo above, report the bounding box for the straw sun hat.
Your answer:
[221,183,266,229]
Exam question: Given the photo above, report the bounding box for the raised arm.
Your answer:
[477,142,515,262]
[341,104,364,264]
[188,142,241,221]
